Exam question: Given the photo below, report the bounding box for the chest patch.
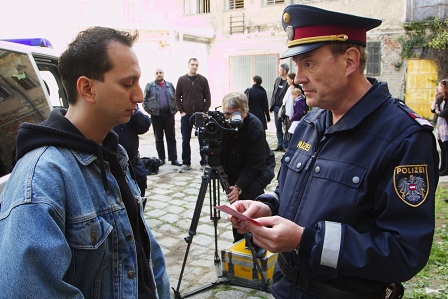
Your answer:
[394,165,429,207]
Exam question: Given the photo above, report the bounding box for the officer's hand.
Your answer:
[248,216,303,253]
[227,186,239,204]
[228,200,272,233]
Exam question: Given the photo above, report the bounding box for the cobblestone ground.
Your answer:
[139,120,281,299]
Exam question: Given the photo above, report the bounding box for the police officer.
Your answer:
[228,5,439,299]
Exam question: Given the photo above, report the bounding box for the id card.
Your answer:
[215,205,262,226]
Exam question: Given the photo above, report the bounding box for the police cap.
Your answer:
[281,5,382,59]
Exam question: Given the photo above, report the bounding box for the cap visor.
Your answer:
[280,42,325,59]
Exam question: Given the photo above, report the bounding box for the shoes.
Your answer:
[171,160,181,166]
[179,164,191,173]
[200,164,208,171]
[159,159,165,166]
[440,170,448,176]
[444,198,448,203]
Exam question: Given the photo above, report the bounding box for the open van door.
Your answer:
[0,40,66,192]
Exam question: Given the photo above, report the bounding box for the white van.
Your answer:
[0,39,67,192]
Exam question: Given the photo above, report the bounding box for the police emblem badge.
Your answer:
[394,165,429,207]
[286,25,294,42]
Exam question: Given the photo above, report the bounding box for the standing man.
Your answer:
[229,5,439,299]
[245,75,271,130]
[175,58,211,173]
[143,68,181,166]
[0,27,169,299]
[269,63,289,151]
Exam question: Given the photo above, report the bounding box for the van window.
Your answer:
[0,49,52,176]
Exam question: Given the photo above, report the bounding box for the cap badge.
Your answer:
[283,12,290,23]
[286,26,294,42]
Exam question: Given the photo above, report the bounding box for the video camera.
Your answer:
[194,108,243,166]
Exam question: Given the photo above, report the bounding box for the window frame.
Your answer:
[184,0,211,15]
[227,0,244,10]
[263,0,285,5]
[366,41,381,76]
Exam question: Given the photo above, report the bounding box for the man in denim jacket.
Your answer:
[0,27,169,299]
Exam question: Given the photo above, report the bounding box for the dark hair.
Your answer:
[188,58,199,64]
[253,75,262,85]
[287,73,296,80]
[326,42,367,72]
[58,26,139,104]
[280,63,289,73]
[440,79,448,99]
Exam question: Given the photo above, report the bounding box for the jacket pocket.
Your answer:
[65,216,114,294]
[66,216,113,249]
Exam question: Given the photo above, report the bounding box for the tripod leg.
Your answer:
[215,165,230,194]
[173,167,212,298]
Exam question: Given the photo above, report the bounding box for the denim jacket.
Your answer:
[0,114,169,299]
[143,80,177,116]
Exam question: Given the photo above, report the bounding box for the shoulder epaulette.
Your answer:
[397,99,433,128]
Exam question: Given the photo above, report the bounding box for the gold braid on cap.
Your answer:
[287,34,348,47]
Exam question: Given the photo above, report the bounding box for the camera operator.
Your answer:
[220,92,275,255]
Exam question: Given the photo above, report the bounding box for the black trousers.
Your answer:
[439,139,448,174]
[151,111,178,161]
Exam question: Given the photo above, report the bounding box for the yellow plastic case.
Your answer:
[221,239,278,283]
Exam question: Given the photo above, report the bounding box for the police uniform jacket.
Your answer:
[258,78,439,298]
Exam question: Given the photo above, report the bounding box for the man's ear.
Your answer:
[345,47,361,76]
[77,76,95,104]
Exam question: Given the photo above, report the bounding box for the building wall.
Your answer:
[76,0,408,104]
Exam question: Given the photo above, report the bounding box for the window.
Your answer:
[366,42,381,76]
[11,72,38,90]
[407,0,448,21]
[229,54,278,97]
[227,0,244,10]
[263,0,284,4]
[0,85,12,101]
[184,0,210,15]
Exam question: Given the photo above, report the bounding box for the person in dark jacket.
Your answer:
[175,58,211,172]
[245,75,270,130]
[220,91,275,256]
[269,63,289,151]
[114,105,151,196]
[228,5,438,299]
[143,68,181,166]
[431,79,448,176]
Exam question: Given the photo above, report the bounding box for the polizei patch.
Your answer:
[394,165,429,207]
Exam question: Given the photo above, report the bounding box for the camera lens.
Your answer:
[206,123,218,135]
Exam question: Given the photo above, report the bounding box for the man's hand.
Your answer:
[228,201,303,253]
[228,200,271,232]
[249,216,303,253]
[227,186,240,204]
[181,112,186,117]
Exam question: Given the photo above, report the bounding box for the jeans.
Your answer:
[152,112,178,161]
[180,114,206,166]
[273,105,286,149]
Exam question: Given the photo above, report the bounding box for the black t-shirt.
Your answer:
[275,79,287,106]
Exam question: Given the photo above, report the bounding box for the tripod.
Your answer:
[172,164,270,299]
